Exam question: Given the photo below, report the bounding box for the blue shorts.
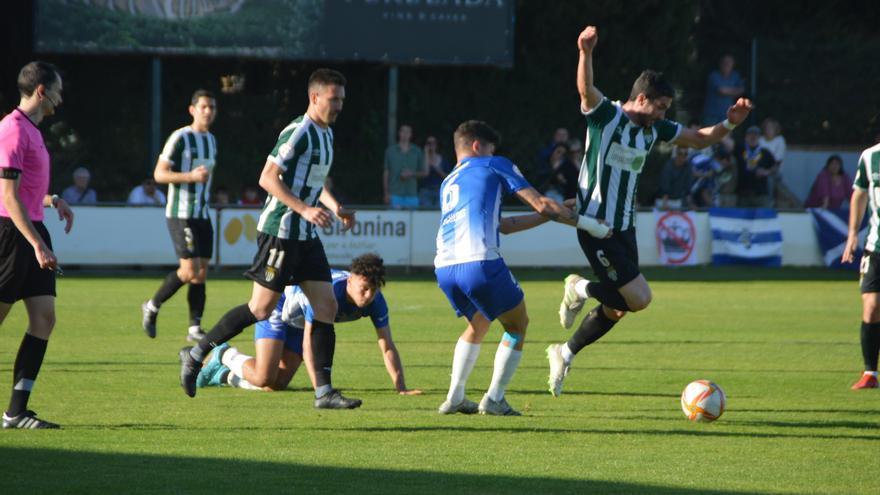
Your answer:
[254,320,304,354]
[390,195,419,209]
[435,258,524,321]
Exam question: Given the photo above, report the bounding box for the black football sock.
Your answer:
[191,304,258,361]
[566,304,618,355]
[6,333,49,417]
[187,283,206,328]
[586,281,631,312]
[861,321,880,372]
[310,320,336,392]
[152,271,186,307]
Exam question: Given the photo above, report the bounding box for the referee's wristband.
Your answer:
[49,194,60,208]
[721,119,737,131]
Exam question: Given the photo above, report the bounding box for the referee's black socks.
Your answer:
[191,304,258,362]
[861,321,880,371]
[6,333,48,417]
[310,320,336,394]
[567,304,617,355]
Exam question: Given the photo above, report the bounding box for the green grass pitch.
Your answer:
[0,267,877,494]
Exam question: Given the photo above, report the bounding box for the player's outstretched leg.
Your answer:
[852,321,880,389]
[186,283,207,342]
[559,274,588,329]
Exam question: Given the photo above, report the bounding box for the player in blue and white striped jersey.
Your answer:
[435,120,581,416]
[195,254,420,397]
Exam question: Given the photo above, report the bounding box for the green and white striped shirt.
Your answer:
[577,98,681,230]
[258,114,334,240]
[160,126,217,220]
[854,143,880,252]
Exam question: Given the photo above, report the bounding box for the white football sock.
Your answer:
[315,384,332,398]
[561,343,575,364]
[228,374,261,391]
[486,343,522,402]
[188,325,202,334]
[447,338,481,404]
[865,371,878,377]
[575,280,590,300]
[221,347,253,379]
[146,300,159,312]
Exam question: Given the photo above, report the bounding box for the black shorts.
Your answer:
[0,218,56,304]
[167,218,214,260]
[860,251,880,293]
[577,227,640,288]
[244,234,332,293]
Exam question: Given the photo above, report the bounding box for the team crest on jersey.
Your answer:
[265,266,277,282]
[643,128,654,146]
[278,143,292,159]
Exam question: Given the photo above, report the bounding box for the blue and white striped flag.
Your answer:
[809,208,866,270]
[709,208,783,266]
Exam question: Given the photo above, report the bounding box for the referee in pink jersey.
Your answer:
[0,61,74,429]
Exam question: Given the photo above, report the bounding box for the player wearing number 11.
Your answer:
[178,69,361,409]
[547,26,753,397]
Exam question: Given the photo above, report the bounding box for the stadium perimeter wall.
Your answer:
[46,207,822,268]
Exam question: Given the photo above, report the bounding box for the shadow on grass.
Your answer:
[0,447,780,495]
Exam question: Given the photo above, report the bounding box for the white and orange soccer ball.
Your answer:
[680,380,726,422]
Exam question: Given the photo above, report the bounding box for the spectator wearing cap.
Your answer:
[734,125,777,208]
[61,166,97,204]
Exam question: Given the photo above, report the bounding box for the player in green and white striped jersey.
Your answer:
[179,69,362,409]
[843,141,880,389]
[546,26,753,397]
[142,89,218,343]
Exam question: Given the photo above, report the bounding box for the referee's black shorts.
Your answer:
[0,217,56,304]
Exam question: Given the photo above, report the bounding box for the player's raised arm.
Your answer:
[674,98,753,149]
[577,26,604,113]
[258,159,332,228]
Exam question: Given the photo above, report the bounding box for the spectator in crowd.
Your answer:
[735,125,777,208]
[538,142,579,202]
[656,145,692,210]
[60,166,97,204]
[702,54,745,125]
[238,185,262,206]
[568,138,584,166]
[383,124,424,209]
[538,127,570,162]
[715,146,739,207]
[213,186,231,206]
[689,146,730,207]
[759,117,786,166]
[418,135,452,208]
[805,154,852,209]
[128,178,166,206]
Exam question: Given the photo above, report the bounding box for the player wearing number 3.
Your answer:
[547,26,753,397]
[178,69,363,409]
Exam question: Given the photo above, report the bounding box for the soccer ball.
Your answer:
[680,380,726,422]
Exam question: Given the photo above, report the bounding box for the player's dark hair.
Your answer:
[628,69,674,102]
[190,89,215,106]
[350,253,385,288]
[17,61,60,98]
[454,120,501,150]
[308,68,346,92]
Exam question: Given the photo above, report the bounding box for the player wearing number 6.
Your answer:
[842,142,880,390]
[435,120,580,416]
[178,69,361,409]
[547,26,753,397]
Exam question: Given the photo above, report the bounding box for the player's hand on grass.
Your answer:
[578,26,598,52]
[726,98,753,126]
[302,206,333,228]
[189,166,210,183]
[336,206,356,231]
[398,388,423,396]
[55,197,74,233]
[842,234,858,264]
